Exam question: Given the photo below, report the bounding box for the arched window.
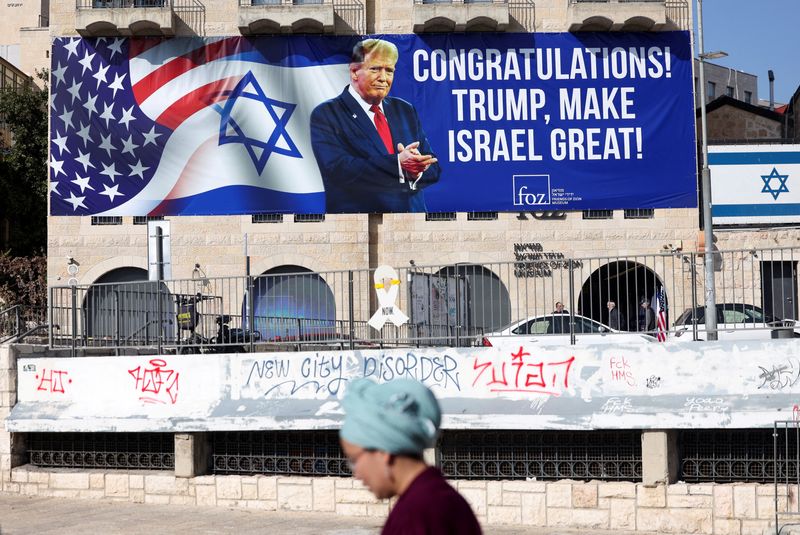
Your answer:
[83,267,173,345]
[577,261,667,332]
[251,265,336,342]
[435,264,511,335]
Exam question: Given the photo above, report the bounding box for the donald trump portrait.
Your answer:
[310,39,441,214]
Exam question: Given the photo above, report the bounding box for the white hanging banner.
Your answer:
[368,265,409,330]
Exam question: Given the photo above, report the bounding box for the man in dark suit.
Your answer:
[310,39,441,213]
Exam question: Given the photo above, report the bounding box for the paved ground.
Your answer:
[0,493,660,535]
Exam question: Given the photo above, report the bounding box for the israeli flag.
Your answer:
[710,144,800,225]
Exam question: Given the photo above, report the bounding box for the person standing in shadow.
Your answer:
[607,300,624,330]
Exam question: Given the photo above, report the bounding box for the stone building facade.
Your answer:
[700,96,785,142]
[40,0,726,336]
[0,0,50,80]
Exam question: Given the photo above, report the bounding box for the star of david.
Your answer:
[216,71,301,174]
[760,167,789,200]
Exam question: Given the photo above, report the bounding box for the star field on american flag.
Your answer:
[50,37,169,215]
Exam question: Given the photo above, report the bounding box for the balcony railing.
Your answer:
[76,0,169,8]
[46,246,800,354]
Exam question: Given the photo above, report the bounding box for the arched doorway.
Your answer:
[251,265,336,342]
[83,267,173,345]
[577,261,667,331]
[435,264,511,336]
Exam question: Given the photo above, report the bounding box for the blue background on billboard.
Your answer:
[383,32,697,212]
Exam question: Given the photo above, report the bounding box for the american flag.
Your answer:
[49,37,347,216]
[49,37,167,216]
[652,286,668,342]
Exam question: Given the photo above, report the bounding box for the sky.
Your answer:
[694,0,799,104]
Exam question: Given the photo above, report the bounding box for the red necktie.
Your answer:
[370,104,394,154]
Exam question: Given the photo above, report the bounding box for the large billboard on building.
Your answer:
[49,32,696,216]
[710,144,800,225]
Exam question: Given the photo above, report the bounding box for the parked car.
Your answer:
[672,303,799,341]
[479,313,654,347]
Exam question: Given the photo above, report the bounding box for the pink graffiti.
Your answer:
[472,346,575,396]
[609,355,636,387]
[35,369,71,394]
[128,358,179,405]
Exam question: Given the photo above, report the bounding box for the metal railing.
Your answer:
[665,0,689,30]
[1,304,48,344]
[440,430,642,481]
[571,0,664,3]
[76,0,170,8]
[774,421,800,535]
[27,432,175,470]
[333,0,364,34]
[47,246,800,353]
[509,0,535,31]
[238,0,328,6]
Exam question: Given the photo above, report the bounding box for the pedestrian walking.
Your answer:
[638,297,655,333]
[607,300,623,330]
[340,378,482,535]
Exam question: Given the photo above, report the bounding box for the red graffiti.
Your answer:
[793,404,800,422]
[128,358,179,405]
[472,346,575,396]
[609,355,636,387]
[35,369,71,393]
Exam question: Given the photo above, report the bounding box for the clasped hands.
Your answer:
[397,142,437,176]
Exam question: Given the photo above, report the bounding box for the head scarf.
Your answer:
[340,378,441,455]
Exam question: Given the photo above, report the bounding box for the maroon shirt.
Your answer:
[382,467,482,535]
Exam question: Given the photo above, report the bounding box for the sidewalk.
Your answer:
[0,493,659,535]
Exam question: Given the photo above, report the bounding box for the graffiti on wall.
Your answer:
[10,339,800,432]
[128,358,180,405]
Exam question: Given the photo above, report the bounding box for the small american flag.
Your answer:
[652,286,668,342]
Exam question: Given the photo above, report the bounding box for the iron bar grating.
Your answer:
[27,432,174,470]
[439,430,642,481]
[211,431,350,476]
[680,429,799,483]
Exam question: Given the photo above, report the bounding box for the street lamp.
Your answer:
[696,0,727,341]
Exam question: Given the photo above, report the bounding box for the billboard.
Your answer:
[49,33,697,216]
[710,144,800,225]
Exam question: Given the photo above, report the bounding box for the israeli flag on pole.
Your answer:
[710,144,800,225]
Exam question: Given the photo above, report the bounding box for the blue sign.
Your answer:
[49,32,697,216]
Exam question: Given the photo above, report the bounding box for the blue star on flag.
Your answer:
[216,71,301,175]
[761,167,789,200]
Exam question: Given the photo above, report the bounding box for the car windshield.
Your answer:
[508,314,610,335]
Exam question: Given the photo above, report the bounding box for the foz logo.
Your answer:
[513,175,551,206]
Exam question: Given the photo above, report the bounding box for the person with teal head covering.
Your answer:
[340,378,481,535]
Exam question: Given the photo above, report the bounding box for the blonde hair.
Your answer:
[351,39,398,65]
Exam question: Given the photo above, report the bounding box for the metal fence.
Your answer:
[27,432,175,470]
[774,421,800,535]
[47,246,800,353]
[439,430,642,481]
[76,0,170,8]
[1,304,48,344]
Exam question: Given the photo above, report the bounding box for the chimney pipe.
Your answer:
[768,70,775,110]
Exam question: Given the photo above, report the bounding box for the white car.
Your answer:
[479,313,654,347]
[672,303,799,341]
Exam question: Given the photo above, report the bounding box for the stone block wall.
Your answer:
[1,345,19,487]
[1,465,791,535]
